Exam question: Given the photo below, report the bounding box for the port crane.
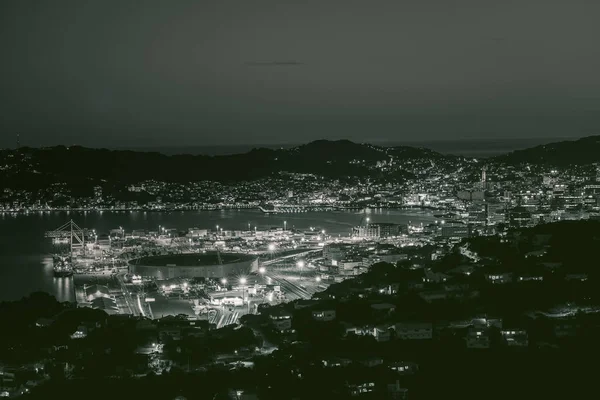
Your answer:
[45,220,87,258]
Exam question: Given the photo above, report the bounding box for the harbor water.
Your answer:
[0,208,436,302]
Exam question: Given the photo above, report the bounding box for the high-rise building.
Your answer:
[481,165,487,188]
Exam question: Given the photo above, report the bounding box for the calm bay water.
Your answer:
[0,209,435,302]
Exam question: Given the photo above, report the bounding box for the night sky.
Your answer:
[1,0,600,148]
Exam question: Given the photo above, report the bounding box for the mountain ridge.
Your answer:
[0,140,448,189]
[494,135,600,166]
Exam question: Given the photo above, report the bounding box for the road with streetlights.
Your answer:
[264,273,312,300]
[260,254,328,301]
[116,272,139,316]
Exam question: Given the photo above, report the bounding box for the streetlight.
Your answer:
[221,278,227,286]
[239,277,249,313]
[284,220,287,231]
[316,276,321,282]
[268,243,276,259]
[297,260,305,279]
[259,266,266,274]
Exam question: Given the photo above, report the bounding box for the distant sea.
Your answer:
[117,137,571,158]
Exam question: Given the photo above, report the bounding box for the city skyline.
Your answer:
[1,2,600,398]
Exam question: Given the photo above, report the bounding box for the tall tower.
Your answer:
[481,165,487,189]
[16,133,20,149]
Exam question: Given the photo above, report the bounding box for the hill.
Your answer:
[0,140,449,190]
[494,135,600,166]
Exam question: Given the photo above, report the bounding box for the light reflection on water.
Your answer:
[53,276,73,303]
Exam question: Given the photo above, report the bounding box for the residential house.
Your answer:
[322,357,352,368]
[465,327,490,349]
[517,273,544,282]
[348,381,376,397]
[372,325,392,342]
[377,283,400,295]
[484,272,513,284]
[423,269,450,283]
[70,325,88,339]
[395,322,433,340]
[312,309,336,322]
[342,322,368,337]
[501,329,529,347]
[388,361,419,375]
[270,310,293,333]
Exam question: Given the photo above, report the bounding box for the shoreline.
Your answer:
[0,205,446,215]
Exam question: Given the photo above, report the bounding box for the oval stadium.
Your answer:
[129,252,259,279]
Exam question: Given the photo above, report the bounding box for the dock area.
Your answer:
[73,274,132,315]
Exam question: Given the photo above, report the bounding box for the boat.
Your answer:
[53,255,73,277]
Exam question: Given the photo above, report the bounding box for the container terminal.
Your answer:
[44,220,327,328]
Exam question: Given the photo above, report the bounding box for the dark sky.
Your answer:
[1,0,600,148]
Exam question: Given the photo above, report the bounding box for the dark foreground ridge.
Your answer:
[3,220,600,399]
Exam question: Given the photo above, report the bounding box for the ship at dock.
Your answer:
[46,220,87,278]
[53,255,73,277]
